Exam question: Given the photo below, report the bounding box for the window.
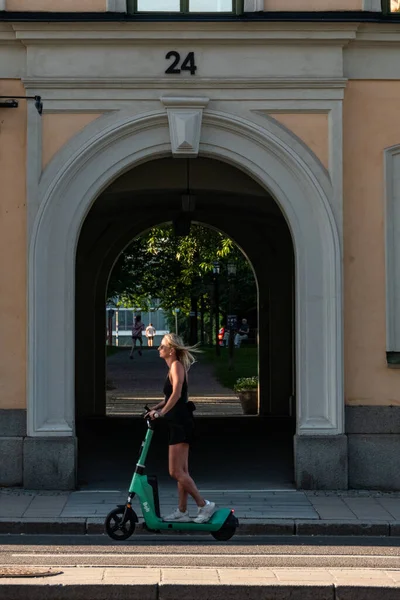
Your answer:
[383,0,400,14]
[129,0,243,14]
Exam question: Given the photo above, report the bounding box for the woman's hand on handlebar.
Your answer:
[144,406,161,420]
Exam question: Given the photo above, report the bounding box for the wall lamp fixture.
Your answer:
[0,95,43,115]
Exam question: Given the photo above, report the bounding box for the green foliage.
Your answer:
[107,224,257,321]
[233,376,259,392]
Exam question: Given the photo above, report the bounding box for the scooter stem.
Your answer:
[128,425,154,492]
[137,426,154,467]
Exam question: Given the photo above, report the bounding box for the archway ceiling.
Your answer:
[78,189,289,279]
[91,190,283,220]
[104,157,267,200]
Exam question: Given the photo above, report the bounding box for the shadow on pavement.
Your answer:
[77,416,295,492]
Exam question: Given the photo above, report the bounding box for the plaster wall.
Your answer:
[0,80,27,410]
[263,0,363,10]
[24,43,343,80]
[343,80,400,406]
[6,0,106,11]
[42,113,103,169]
[268,113,329,170]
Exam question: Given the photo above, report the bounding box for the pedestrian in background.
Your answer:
[130,315,145,359]
[146,323,156,347]
[234,318,249,348]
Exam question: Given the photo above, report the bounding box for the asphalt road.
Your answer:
[1,535,400,570]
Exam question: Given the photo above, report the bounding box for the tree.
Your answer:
[107,224,257,341]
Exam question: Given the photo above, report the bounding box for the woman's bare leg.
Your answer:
[177,446,189,512]
[169,444,205,510]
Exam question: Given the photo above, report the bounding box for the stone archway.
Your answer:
[27,108,345,489]
[74,159,294,425]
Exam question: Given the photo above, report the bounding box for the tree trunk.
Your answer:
[200,295,205,345]
[189,295,198,345]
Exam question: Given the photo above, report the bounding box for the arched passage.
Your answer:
[27,108,345,489]
[75,157,293,427]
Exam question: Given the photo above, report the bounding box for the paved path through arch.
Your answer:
[106,347,242,416]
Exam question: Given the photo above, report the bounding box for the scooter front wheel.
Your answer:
[105,507,136,541]
[211,513,238,542]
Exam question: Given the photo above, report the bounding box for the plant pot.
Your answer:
[237,390,258,415]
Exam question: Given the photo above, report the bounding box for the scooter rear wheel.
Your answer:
[105,507,136,541]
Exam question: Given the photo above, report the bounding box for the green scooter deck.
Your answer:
[144,507,234,532]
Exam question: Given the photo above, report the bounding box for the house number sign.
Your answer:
[165,51,197,75]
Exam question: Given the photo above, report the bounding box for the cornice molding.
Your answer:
[23,76,348,91]
[0,22,17,41]
[349,25,400,45]
[6,22,400,49]
[10,21,358,45]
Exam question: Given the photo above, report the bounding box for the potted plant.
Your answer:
[234,376,258,415]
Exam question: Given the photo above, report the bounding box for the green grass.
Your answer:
[200,346,258,390]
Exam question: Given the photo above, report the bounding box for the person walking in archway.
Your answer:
[145,322,156,347]
[146,333,216,523]
[129,315,145,359]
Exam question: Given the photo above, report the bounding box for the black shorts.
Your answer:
[167,418,195,446]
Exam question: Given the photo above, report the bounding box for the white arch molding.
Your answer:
[28,109,344,444]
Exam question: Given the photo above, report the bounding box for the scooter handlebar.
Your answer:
[144,405,154,429]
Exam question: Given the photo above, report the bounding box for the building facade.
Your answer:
[1,0,400,490]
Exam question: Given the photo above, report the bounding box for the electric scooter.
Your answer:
[105,406,239,541]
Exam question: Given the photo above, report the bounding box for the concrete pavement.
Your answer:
[106,347,242,417]
[2,536,400,598]
[0,566,400,599]
[2,488,400,536]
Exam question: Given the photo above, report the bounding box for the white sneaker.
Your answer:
[193,500,216,524]
[163,508,191,522]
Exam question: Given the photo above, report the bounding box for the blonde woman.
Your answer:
[147,333,216,524]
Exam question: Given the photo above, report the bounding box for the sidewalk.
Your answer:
[2,488,400,536]
[1,566,400,599]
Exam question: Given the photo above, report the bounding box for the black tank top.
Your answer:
[163,370,192,424]
[163,373,188,406]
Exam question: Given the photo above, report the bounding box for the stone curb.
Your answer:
[0,583,398,600]
[1,518,400,536]
[0,518,86,535]
[295,520,391,537]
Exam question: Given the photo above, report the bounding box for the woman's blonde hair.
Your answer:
[162,333,201,372]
